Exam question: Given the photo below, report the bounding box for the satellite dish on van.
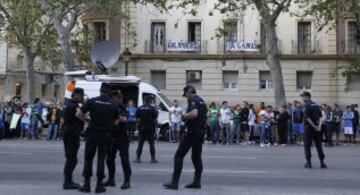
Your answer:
[90,41,120,74]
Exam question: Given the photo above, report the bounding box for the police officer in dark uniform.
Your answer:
[62,88,84,190]
[134,96,159,164]
[163,85,207,190]
[103,90,132,190]
[76,84,120,193]
[301,91,327,169]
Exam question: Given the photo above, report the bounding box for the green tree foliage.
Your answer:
[0,0,58,102]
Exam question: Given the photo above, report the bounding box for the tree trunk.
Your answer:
[25,52,36,103]
[265,20,286,108]
[60,35,75,71]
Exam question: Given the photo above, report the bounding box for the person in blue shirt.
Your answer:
[127,100,137,143]
[343,105,354,144]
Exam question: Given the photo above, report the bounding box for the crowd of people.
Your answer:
[1,97,359,147]
[168,100,360,147]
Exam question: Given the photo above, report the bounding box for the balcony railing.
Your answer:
[144,40,208,54]
[291,39,321,54]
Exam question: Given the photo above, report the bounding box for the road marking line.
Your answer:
[0,152,32,155]
[160,155,256,160]
[140,168,268,174]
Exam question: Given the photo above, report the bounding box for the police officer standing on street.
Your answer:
[301,91,327,169]
[76,84,120,193]
[62,88,84,190]
[103,90,132,190]
[134,96,159,164]
[163,85,207,190]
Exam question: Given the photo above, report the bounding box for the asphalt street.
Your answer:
[0,140,359,195]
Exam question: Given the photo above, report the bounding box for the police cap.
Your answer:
[182,85,196,97]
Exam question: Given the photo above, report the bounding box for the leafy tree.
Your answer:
[40,0,168,72]
[301,0,360,87]
[0,0,57,102]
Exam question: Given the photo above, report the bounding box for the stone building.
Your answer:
[2,1,360,106]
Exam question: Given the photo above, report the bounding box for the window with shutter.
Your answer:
[259,71,272,90]
[94,22,107,43]
[151,22,166,53]
[223,71,238,90]
[298,22,311,54]
[296,71,313,90]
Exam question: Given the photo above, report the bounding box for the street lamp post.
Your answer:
[122,48,132,76]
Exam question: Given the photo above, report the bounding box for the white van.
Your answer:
[64,71,173,140]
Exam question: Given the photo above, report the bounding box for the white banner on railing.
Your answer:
[226,41,258,52]
[167,41,200,51]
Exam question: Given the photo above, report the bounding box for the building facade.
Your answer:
[2,1,360,106]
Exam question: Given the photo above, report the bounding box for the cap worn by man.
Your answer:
[183,85,196,97]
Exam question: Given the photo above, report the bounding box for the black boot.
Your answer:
[95,180,106,193]
[63,179,80,190]
[185,172,201,189]
[103,178,115,187]
[320,160,327,169]
[163,181,178,190]
[121,181,130,190]
[150,158,158,164]
[304,160,312,169]
[78,178,91,193]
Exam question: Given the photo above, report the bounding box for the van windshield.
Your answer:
[158,93,172,107]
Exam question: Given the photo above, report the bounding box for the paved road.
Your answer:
[0,140,359,195]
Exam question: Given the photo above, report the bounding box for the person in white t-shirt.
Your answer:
[220,101,232,145]
[169,100,183,143]
[20,103,31,140]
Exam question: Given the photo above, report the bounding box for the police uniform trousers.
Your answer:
[63,128,80,181]
[106,133,132,182]
[82,130,111,180]
[304,126,325,161]
[136,132,156,159]
[172,129,205,183]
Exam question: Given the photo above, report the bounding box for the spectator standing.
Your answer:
[248,104,257,144]
[0,110,4,141]
[293,102,305,145]
[169,100,183,143]
[325,106,334,147]
[287,102,294,144]
[259,104,268,147]
[127,100,137,143]
[47,103,61,141]
[208,102,220,144]
[266,106,276,145]
[20,103,31,140]
[343,106,354,144]
[219,101,232,145]
[240,102,250,145]
[320,105,328,143]
[231,105,241,144]
[3,102,13,138]
[333,104,343,145]
[278,105,289,147]
[352,104,359,144]
[29,101,40,140]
